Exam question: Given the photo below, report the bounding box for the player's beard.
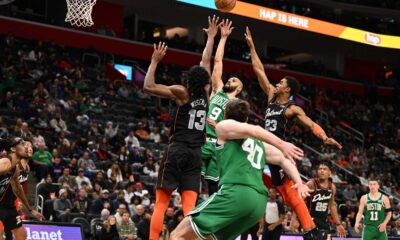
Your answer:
[223,85,237,93]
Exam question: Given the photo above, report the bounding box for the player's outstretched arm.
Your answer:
[211,19,234,96]
[379,195,392,232]
[200,15,219,75]
[263,143,311,199]
[143,42,187,102]
[330,185,346,237]
[245,27,275,102]
[289,105,342,149]
[354,195,366,233]
[216,119,303,162]
[11,166,45,220]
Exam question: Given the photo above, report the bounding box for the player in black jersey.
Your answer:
[245,27,342,240]
[292,162,346,239]
[0,138,32,240]
[144,42,210,240]
[0,136,43,240]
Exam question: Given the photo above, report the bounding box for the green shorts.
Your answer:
[188,184,268,240]
[201,140,219,181]
[362,225,388,240]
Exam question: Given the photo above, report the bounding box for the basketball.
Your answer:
[215,0,237,12]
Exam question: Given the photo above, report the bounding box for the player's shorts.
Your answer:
[0,205,23,231]
[157,142,202,193]
[362,225,388,240]
[201,139,219,182]
[188,184,268,240]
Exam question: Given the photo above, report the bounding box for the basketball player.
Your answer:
[0,139,32,240]
[171,99,311,240]
[144,42,210,240]
[245,27,342,239]
[291,162,346,239]
[0,137,43,240]
[202,19,244,195]
[355,180,392,240]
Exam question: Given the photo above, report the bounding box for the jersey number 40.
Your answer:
[242,139,263,170]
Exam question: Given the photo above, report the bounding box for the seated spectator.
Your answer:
[343,184,357,202]
[38,175,59,202]
[14,118,22,133]
[149,127,161,143]
[50,112,69,133]
[78,151,97,173]
[392,219,400,236]
[124,183,135,204]
[105,121,119,139]
[125,131,140,148]
[72,188,92,216]
[142,157,158,180]
[167,209,184,233]
[58,167,78,191]
[112,190,129,211]
[136,212,151,240]
[32,143,53,180]
[101,215,120,240]
[131,204,145,225]
[117,84,130,98]
[14,94,29,113]
[115,203,134,225]
[92,189,115,215]
[141,191,150,208]
[117,211,137,240]
[51,157,64,181]
[93,171,108,190]
[100,208,111,221]
[32,129,46,149]
[128,196,142,216]
[96,143,111,162]
[0,90,15,110]
[16,122,32,139]
[33,82,50,103]
[107,163,123,183]
[54,188,73,222]
[76,168,93,190]
[0,117,9,137]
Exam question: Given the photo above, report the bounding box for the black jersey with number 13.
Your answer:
[169,96,208,147]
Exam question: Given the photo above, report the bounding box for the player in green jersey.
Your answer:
[355,179,392,240]
[202,19,244,195]
[171,99,310,240]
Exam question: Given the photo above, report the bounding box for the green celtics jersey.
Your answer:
[364,193,386,226]
[216,138,268,195]
[206,91,230,138]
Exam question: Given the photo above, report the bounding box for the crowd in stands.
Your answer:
[0,33,399,239]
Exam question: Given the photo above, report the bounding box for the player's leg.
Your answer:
[11,226,26,240]
[202,142,219,196]
[376,229,388,240]
[361,226,376,240]
[150,188,174,240]
[181,190,198,216]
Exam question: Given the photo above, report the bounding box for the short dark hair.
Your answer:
[186,66,209,98]
[318,161,331,170]
[225,99,250,123]
[369,178,380,184]
[285,76,300,96]
[0,136,23,153]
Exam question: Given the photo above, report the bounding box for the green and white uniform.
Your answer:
[201,91,230,181]
[362,193,388,240]
[190,138,268,240]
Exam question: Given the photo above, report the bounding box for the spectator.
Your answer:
[100,208,111,221]
[51,157,64,181]
[124,183,135,204]
[75,168,93,190]
[17,122,32,139]
[141,191,151,208]
[54,188,73,222]
[131,204,146,225]
[166,209,184,233]
[117,84,130,98]
[149,127,161,143]
[125,131,140,148]
[32,143,53,180]
[78,151,97,173]
[0,117,9,136]
[261,188,285,240]
[105,121,119,139]
[392,219,400,236]
[32,129,46,148]
[343,184,358,202]
[133,182,146,198]
[0,91,15,110]
[107,163,123,183]
[137,212,152,240]
[142,157,158,180]
[58,167,78,190]
[72,188,92,216]
[33,82,50,103]
[115,203,132,225]
[38,175,59,202]
[92,189,115,215]
[50,112,69,133]
[117,211,137,240]
[14,118,22,133]
[100,215,120,240]
[129,196,142,216]
[112,190,130,212]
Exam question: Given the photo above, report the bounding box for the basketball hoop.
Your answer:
[65,0,96,27]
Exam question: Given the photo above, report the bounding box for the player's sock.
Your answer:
[149,188,173,240]
[181,190,198,216]
[277,179,315,231]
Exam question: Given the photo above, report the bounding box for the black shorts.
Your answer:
[0,204,23,231]
[157,142,202,193]
[269,164,285,186]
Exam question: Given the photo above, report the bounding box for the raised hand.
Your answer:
[279,141,304,163]
[244,26,255,49]
[219,19,234,38]
[203,15,220,38]
[151,42,168,63]
[324,137,342,150]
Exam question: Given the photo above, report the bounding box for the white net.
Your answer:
[65,0,97,27]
